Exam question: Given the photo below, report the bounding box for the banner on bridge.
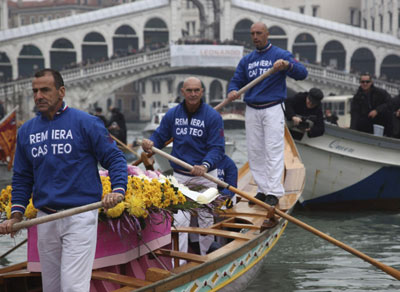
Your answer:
[170,45,243,67]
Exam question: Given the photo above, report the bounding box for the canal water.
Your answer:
[0,125,399,291]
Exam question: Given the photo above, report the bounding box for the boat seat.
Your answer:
[0,269,40,279]
[172,227,252,240]
[0,261,28,274]
[154,249,207,263]
[145,267,171,282]
[91,271,152,288]
[171,261,200,274]
[111,287,135,292]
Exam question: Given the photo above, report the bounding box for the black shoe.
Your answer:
[264,194,279,206]
[249,192,266,205]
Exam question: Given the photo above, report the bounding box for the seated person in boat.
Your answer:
[142,76,225,257]
[0,69,127,292]
[324,108,339,125]
[284,87,325,139]
[217,154,238,208]
[350,73,393,136]
[107,107,127,144]
[391,94,400,139]
[94,106,108,126]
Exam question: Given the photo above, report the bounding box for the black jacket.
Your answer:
[350,85,392,135]
[284,92,325,138]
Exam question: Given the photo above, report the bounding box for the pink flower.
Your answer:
[127,165,145,176]
[99,170,109,177]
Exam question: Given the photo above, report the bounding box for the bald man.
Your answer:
[142,76,225,258]
[227,22,308,207]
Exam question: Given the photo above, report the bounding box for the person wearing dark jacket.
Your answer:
[285,88,325,139]
[391,94,400,138]
[108,107,127,144]
[350,73,392,136]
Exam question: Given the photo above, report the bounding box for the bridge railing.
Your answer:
[1,45,399,99]
[0,47,171,99]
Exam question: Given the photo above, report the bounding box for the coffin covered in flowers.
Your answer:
[0,166,190,272]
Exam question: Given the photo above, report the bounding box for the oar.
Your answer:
[213,66,277,111]
[109,133,139,157]
[0,238,27,260]
[11,201,104,232]
[147,144,400,281]
[132,67,278,167]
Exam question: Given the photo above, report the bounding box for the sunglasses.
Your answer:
[360,80,371,84]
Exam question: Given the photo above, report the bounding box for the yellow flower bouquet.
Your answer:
[0,166,207,231]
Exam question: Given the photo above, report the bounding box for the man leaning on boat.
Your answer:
[284,87,325,140]
[0,69,127,292]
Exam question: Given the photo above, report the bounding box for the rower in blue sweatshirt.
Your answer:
[0,69,127,292]
[217,154,238,208]
[142,76,225,259]
[227,22,308,207]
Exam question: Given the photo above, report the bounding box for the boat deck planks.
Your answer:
[154,249,207,263]
[91,270,152,288]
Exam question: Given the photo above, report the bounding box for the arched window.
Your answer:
[144,18,169,49]
[113,25,138,56]
[18,45,44,78]
[268,26,287,50]
[82,32,108,63]
[350,48,375,76]
[51,38,76,71]
[292,33,317,64]
[321,40,346,70]
[233,19,253,47]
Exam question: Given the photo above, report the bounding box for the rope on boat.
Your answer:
[140,238,177,275]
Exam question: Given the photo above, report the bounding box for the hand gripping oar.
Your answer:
[11,197,122,232]
[132,66,278,167]
[147,144,400,281]
[213,66,277,111]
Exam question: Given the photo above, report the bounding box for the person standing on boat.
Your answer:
[0,69,127,292]
[350,73,392,136]
[226,22,308,207]
[141,76,225,257]
[284,88,325,139]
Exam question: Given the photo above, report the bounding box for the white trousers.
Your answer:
[245,104,285,197]
[173,170,217,256]
[37,209,98,292]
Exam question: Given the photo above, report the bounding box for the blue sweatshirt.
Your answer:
[11,104,127,213]
[150,101,225,172]
[228,43,308,105]
[217,155,238,198]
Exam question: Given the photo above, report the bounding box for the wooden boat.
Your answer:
[0,127,305,291]
[210,99,245,129]
[153,138,236,174]
[291,122,400,210]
